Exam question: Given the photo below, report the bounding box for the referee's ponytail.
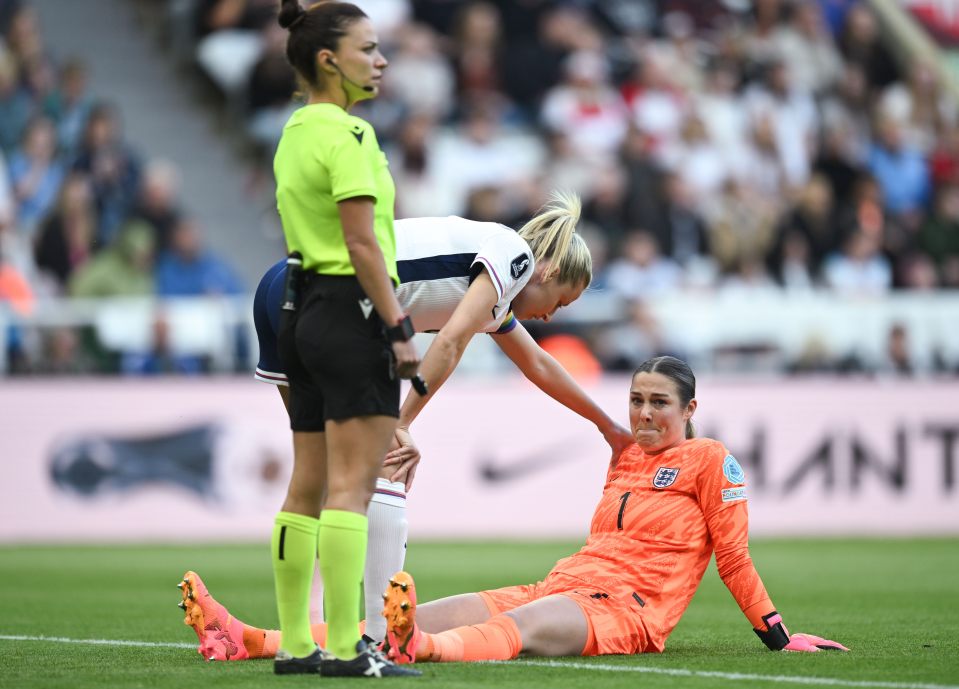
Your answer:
[517,191,592,288]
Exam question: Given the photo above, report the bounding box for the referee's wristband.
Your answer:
[386,314,415,342]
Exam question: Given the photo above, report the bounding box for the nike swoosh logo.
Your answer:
[476,439,581,483]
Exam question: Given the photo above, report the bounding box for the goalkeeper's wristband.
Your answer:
[754,611,790,651]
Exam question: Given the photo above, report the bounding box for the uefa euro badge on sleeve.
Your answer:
[510,253,531,279]
[722,454,746,485]
[653,467,680,488]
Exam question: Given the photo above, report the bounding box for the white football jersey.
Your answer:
[395,216,535,334]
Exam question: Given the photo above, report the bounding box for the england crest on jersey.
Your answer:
[652,467,680,488]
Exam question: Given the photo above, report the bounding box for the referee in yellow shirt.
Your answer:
[271,0,420,677]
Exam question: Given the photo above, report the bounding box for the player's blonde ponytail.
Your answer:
[517,191,592,287]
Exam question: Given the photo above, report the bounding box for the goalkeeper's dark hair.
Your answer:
[633,356,696,439]
[278,1,368,89]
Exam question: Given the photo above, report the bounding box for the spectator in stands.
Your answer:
[879,323,915,376]
[652,173,712,271]
[661,112,728,203]
[695,60,748,164]
[773,0,842,96]
[433,104,536,215]
[193,0,276,97]
[499,5,593,117]
[72,102,142,243]
[767,229,815,291]
[33,326,94,375]
[67,219,154,298]
[879,60,957,155]
[896,252,939,290]
[388,113,451,217]
[0,50,32,155]
[766,175,839,283]
[246,22,297,152]
[838,4,899,92]
[705,177,777,276]
[121,311,208,376]
[8,115,65,234]
[594,299,668,372]
[154,218,243,297]
[541,50,629,162]
[918,182,959,278]
[620,126,667,240]
[653,11,705,95]
[818,64,872,166]
[734,114,789,200]
[720,255,777,296]
[743,58,818,191]
[3,3,44,68]
[451,1,505,112]
[740,0,786,68]
[386,23,453,120]
[0,240,32,316]
[129,160,182,252]
[0,147,14,230]
[43,58,92,156]
[605,231,683,299]
[541,129,600,201]
[868,115,931,220]
[822,229,892,296]
[622,47,687,156]
[33,172,97,291]
[581,163,629,250]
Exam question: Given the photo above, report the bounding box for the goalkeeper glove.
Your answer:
[754,612,849,652]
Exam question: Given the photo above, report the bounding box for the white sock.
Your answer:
[363,478,408,641]
[309,556,324,625]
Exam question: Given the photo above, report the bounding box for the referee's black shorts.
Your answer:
[278,274,399,431]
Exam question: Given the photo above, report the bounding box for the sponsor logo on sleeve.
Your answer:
[510,253,531,279]
[721,487,747,503]
[652,467,680,488]
[722,454,745,485]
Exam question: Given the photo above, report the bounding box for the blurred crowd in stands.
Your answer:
[0,0,245,373]
[2,0,959,377]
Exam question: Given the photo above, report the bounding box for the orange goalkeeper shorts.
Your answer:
[477,571,650,656]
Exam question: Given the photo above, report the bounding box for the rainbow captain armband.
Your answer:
[754,611,790,651]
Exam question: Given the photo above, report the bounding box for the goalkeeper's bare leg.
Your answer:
[382,571,587,663]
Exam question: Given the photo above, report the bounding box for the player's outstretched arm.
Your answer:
[493,322,632,462]
[395,271,499,429]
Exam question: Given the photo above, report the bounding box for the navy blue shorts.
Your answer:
[253,258,287,385]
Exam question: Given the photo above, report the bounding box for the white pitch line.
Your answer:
[0,634,194,649]
[1,634,954,689]
[513,660,959,689]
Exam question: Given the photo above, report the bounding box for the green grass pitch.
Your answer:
[0,539,956,688]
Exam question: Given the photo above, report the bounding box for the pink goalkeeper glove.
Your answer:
[754,612,849,652]
[784,632,849,652]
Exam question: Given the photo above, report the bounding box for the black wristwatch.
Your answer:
[386,314,415,342]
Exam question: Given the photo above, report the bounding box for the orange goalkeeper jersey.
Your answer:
[549,438,775,651]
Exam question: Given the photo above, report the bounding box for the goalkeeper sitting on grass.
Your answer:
[178,356,847,662]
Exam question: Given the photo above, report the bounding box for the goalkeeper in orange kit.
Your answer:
[178,356,847,662]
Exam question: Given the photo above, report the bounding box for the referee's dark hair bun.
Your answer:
[278,0,305,29]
